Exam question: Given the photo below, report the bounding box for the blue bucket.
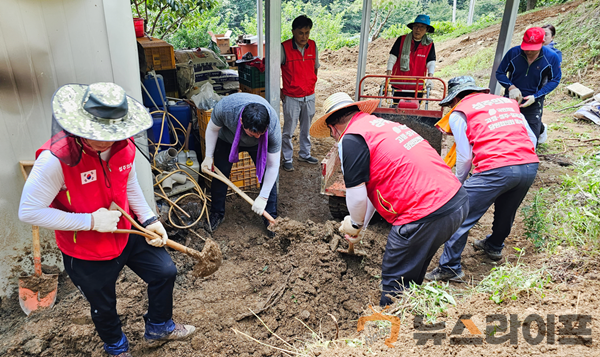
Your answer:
[148,112,170,151]
[168,101,197,151]
[142,73,166,108]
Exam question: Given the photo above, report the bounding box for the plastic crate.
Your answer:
[156,69,178,93]
[137,37,175,71]
[238,64,265,88]
[197,109,259,191]
[240,84,265,98]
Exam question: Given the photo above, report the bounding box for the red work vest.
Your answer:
[343,113,461,225]
[456,93,539,173]
[281,39,318,98]
[391,35,432,92]
[36,135,135,260]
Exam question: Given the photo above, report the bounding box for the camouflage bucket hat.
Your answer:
[51,82,152,141]
[440,76,490,107]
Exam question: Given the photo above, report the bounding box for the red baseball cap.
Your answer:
[521,27,545,51]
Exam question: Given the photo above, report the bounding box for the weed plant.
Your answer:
[389,281,457,324]
[474,248,551,304]
[522,159,600,253]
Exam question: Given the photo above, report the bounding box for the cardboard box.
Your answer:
[208,30,232,54]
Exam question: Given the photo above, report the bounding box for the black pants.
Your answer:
[63,235,177,344]
[520,96,545,139]
[210,138,278,220]
[380,198,469,306]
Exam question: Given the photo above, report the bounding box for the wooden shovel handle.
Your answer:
[32,225,42,277]
[110,203,202,257]
[202,167,276,225]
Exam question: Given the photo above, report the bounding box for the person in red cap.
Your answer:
[496,27,562,141]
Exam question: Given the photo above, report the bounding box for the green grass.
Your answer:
[473,248,551,304]
[437,47,495,78]
[389,281,458,324]
[522,158,600,253]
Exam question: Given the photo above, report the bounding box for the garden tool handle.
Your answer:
[32,225,42,277]
[202,167,276,225]
[114,229,201,256]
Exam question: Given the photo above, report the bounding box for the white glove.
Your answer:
[520,95,535,108]
[339,215,362,239]
[91,208,122,232]
[509,87,523,103]
[145,221,168,247]
[425,79,433,90]
[201,156,213,173]
[252,196,268,215]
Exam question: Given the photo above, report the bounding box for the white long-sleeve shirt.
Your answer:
[449,111,537,183]
[19,149,155,231]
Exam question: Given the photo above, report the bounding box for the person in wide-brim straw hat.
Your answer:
[313,92,469,308]
[309,92,379,138]
[19,82,197,357]
[424,75,539,283]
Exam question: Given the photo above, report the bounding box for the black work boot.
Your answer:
[205,213,224,233]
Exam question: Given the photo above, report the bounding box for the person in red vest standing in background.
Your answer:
[280,15,319,172]
[386,14,436,105]
[425,76,539,282]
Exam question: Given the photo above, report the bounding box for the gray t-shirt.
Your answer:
[211,93,282,153]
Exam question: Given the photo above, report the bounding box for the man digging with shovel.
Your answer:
[19,82,195,357]
[201,93,281,236]
[310,93,469,307]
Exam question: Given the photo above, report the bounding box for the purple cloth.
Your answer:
[228,107,268,182]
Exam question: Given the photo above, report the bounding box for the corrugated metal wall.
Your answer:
[0,0,151,297]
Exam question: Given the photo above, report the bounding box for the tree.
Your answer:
[370,0,397,41]
[131,0,217,39]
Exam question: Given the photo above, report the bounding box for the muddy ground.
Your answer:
[2,1,600,356]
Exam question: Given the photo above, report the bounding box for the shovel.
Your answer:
[202,167,276,226]
[337,232,368,257]
[18,160,59,315]
[109,202,222,278]
[18,225,59,315]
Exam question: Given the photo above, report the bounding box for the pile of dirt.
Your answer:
[0,218,396,356]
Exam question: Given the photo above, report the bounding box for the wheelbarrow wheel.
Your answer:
[328,196,349,220]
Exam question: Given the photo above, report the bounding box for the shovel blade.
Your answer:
[18,274,58,316]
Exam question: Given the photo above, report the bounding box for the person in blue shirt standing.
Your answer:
[496,27,562,140]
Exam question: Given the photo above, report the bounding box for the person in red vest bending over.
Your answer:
[425,76,539,283]
[386,14,436,105]
[280,15,319,172]
[310,92,469,307]
[19,83,195,357]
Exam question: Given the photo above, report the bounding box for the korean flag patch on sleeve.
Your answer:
[81,170,97,184]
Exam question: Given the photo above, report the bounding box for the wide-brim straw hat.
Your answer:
[52,82,152,141]
[439,76,489,107]
[310,93,379,138]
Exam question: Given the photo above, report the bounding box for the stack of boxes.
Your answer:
[137,36,178,98]
[197,109,259,191]
[239,63,265,98]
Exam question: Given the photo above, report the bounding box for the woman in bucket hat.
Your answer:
[19,82,195,357]
[311,93,468,307]
[425,76,539,282]
[386,14,437,105]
